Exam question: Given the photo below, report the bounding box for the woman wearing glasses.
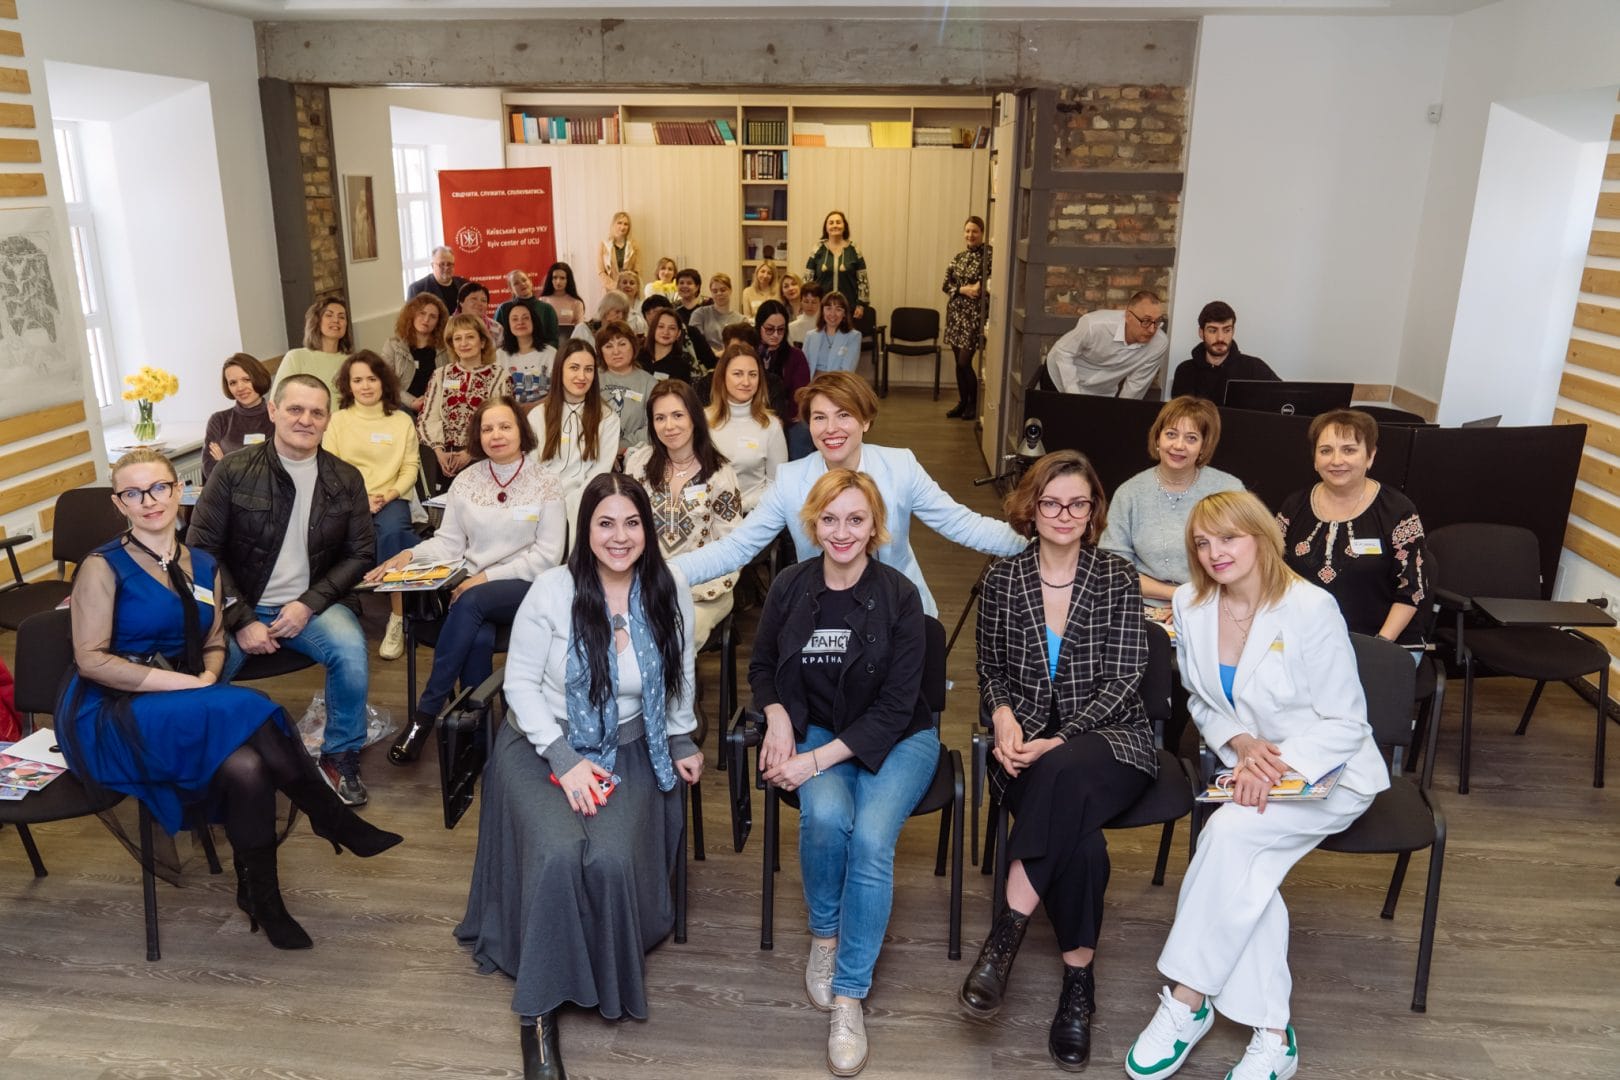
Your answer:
[57,450,401,953]
[959,450,1156,1071]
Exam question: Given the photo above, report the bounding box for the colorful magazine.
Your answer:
[1197,763,1345,803]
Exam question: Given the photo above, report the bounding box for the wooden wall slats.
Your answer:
[0,3,16,23]
[1599,193,1620,222]
[0,30,19,56]
[0,102,33,129]
[1582,266,1620,300]
[1553,407,1619,456]
[0,430,89,482]
[0,172,44,197]
[0,136,38,163]
[1607,153,1620,181]
[1577,453,1620,501]
[1564,521,1620,579]
[0,402,85,445]
[1569,489,1620,537]
[0,462,96,517]
[1575,302,1620,338]
[37,504,52,534]
[0,66,27,95]
[1612,114,1620,142]
[1560,371,1620,415]
[1566,337,1620,378]
[1588,232,1620,259]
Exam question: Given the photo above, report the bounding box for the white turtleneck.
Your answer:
[527,399,621,519]
[708,399,786,512]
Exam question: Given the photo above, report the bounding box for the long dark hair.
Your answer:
[569,473,686,711]
[643,379,727,493]
[754,299,794,373]
[540,340,604,464]
[541,261,582,302]
[496,297,545,356]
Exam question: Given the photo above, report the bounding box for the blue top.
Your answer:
[1219,662,1237,704]
[1045,626,1062,683]
[804,328,862,374]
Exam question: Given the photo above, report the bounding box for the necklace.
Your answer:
[126,532,178,571]
[1221,595,1257,651]
[488,457,524,503]
[1039,554,1078,590]
[1155,466,1199,505]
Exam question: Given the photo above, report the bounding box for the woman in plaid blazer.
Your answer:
[959,449,1158,1072]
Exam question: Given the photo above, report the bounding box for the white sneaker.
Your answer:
[1125,986,1214,1080]
[379,614,405,661]
[806,935,837,1010]
[827,999,868,1077]
[1225,1026,1298,1080]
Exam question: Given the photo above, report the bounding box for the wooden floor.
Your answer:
[3,389,1618,1079]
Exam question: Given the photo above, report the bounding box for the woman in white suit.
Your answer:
[1126,490,1388,1080]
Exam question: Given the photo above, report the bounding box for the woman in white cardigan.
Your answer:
[455,472,702,1080]
[706,343,787,512]
[527,340,620,529]
[673,370,1025,617]
[1126,490,1387,1080]
[369,397,567,764]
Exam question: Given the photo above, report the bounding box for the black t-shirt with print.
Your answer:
[802,586,858,731]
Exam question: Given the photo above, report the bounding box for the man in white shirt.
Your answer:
[1044,290,1170,399]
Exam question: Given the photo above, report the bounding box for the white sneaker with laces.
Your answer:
[806,935,837,1010]
[1125,986,1214,1080]
[1225,1025,1297,1080]
[379,614,405,661]
[827,999,868,1077]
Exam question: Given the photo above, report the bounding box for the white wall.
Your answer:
[1398,0,1620,405]
[328,88,503,350]
[1172,15,1448,388]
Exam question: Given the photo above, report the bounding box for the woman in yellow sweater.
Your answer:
[322,350,421,659]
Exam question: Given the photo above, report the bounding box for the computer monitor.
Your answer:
[1223,380,1354,417]
[1461,415,1502,428]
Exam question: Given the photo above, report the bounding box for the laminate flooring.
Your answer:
[2,390,1618,1079]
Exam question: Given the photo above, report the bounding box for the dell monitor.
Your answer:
[1223,380,1354,417]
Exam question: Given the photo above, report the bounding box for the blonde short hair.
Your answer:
[799,468,890,556]
[1184,490,1299,608]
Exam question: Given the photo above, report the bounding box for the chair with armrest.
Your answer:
[0,487,129,633]
[1427,523,1611,792]
[882,307,944,401]
[728,615,964,959]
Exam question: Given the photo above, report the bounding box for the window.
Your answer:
[54,122,119,418]
[394,143,435,294]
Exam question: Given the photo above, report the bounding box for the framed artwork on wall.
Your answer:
[0,206,84,419]
[345,174,378,262]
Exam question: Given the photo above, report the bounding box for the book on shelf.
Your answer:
[914,126,956,147]
[792,122,826,147]
[823,122,871,148]
[973,124,992,149]
[770,189,788,220]
[870,121,913,148]
[507,111,621,146]
[744,119,787,145]
[1196,764,1346,804]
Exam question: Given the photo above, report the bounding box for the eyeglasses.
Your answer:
[115,481,177,506]
[760,323,786,336]
[1037,497,1093,519]
[1128,310,1162,330]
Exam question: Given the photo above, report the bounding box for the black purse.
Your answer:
[437,667,503,829]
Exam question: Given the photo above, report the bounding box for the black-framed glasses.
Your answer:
[1128,310,1162,330]
[1037,497,1093,519]
[115,481,178,506]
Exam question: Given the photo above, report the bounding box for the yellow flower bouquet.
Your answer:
[122,365,180,443]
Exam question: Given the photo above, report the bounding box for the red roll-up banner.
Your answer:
[437,167,556,305]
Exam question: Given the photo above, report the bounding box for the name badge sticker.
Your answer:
[511,504,540,522]
[192,584,216,606]
[445,380,463,392]
[684,483,708,505]
[243,433,266,445]
[370,432,394,444]
[1349,538,1383,556]
[741,439,759,451]
[626,390,644,403]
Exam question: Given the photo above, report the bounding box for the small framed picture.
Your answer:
[344,174,378,262]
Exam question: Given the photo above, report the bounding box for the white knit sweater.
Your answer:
[707,400,787,511]
[409,454,566,581]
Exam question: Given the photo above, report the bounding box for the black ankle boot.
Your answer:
[946,400,968,419]
[389,711,437,765]
[232,856,250,916]
[956,398,977,420]
[1048,963,1095,1072]
[520,1012,567,1080]
[238,845,312,950]
[959,907,1031,1019]
[281,772,403,858]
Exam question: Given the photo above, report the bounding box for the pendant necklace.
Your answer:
[489,457,524,503]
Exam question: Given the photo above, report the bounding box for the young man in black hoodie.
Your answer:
[1168,300,1278,402]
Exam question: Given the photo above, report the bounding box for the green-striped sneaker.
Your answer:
[1225,1025,1298,1080]
[1125,986,1213,1080]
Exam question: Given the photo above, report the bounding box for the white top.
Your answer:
[689,306,749,353]
[1044,309,1170,399]
[409,455,567,581]
[708,401,787,512]
[528,400,621,515]
[788,313,815,346]
[505,564,697,762]
[260,453,318,607]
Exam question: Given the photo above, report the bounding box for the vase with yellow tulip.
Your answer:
[123,365,180,444]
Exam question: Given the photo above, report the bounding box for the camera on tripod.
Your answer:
[975,417,1048,496]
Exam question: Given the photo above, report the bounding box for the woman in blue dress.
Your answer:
[56,449,402,950]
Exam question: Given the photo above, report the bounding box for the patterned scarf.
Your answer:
[562,575,676,790]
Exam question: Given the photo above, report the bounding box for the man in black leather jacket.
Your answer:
[190,374,378,805]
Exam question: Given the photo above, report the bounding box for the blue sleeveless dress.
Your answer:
[57,541,288,834]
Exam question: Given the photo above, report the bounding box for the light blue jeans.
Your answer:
[796,725,940,999]
[222,602,370,756]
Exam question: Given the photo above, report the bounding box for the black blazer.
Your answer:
[977,542,1157,801]
[749,556,931,772]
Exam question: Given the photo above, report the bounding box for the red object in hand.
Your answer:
[548,771,618,805]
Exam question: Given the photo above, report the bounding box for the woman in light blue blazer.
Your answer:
[1126,490,1387,1080]
[671,370,1025,617]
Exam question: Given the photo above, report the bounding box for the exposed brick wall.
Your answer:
[1044,266,1173,320]
[294,84,345,299]
[1048,192,1179,246]
[1053,85,1187,170]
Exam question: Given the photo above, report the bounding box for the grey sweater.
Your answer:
[1098,465,1244,604]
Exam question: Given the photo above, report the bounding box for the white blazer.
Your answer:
[1172,578,1390,797]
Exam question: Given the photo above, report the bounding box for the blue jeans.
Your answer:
[417,577,531,717]
[374,500,416,564]
[222,602,370,756]
[796,725,940,999]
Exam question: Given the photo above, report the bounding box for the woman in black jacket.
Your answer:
[751,468,939,1078]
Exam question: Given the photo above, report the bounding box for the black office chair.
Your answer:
[975,621,1197,914]
[849,305,888,394]
[1428,523,1611,792]
[417,443,451,498]
[729,616,964,959]
[0,487,128,632]
[883,307,944,400]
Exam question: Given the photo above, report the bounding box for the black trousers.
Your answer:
[1004,732,1153,952]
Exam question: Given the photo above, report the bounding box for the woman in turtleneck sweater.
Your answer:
[707,343,787,512]
[527,340,620,527]
[203,354,276,483]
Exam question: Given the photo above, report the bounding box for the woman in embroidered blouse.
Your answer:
[707,343,787,511]
[959,450,1156,1072]
[417,313,514,481]
[942,215,992,420]
[374,396,566,765]
[381,293,451,413]
[528,340,620,525]
[740,261,780,317]
[1100,395,1244,616]
[60,450,400,952]
[204,353,276,482]
[805,291,862,376]
[540,262,588,349]
[806,210,869,321]
[1275,408,1429,649]
[624,379,743,649]
[456,472,701,1080]
[497,300,556,408]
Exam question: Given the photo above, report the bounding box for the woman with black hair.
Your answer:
[539,262,587,350]
[496,299,556,405]
[753,299,812,459]
[456,472,703,1080]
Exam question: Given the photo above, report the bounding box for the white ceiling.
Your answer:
[180,0,1498,20]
